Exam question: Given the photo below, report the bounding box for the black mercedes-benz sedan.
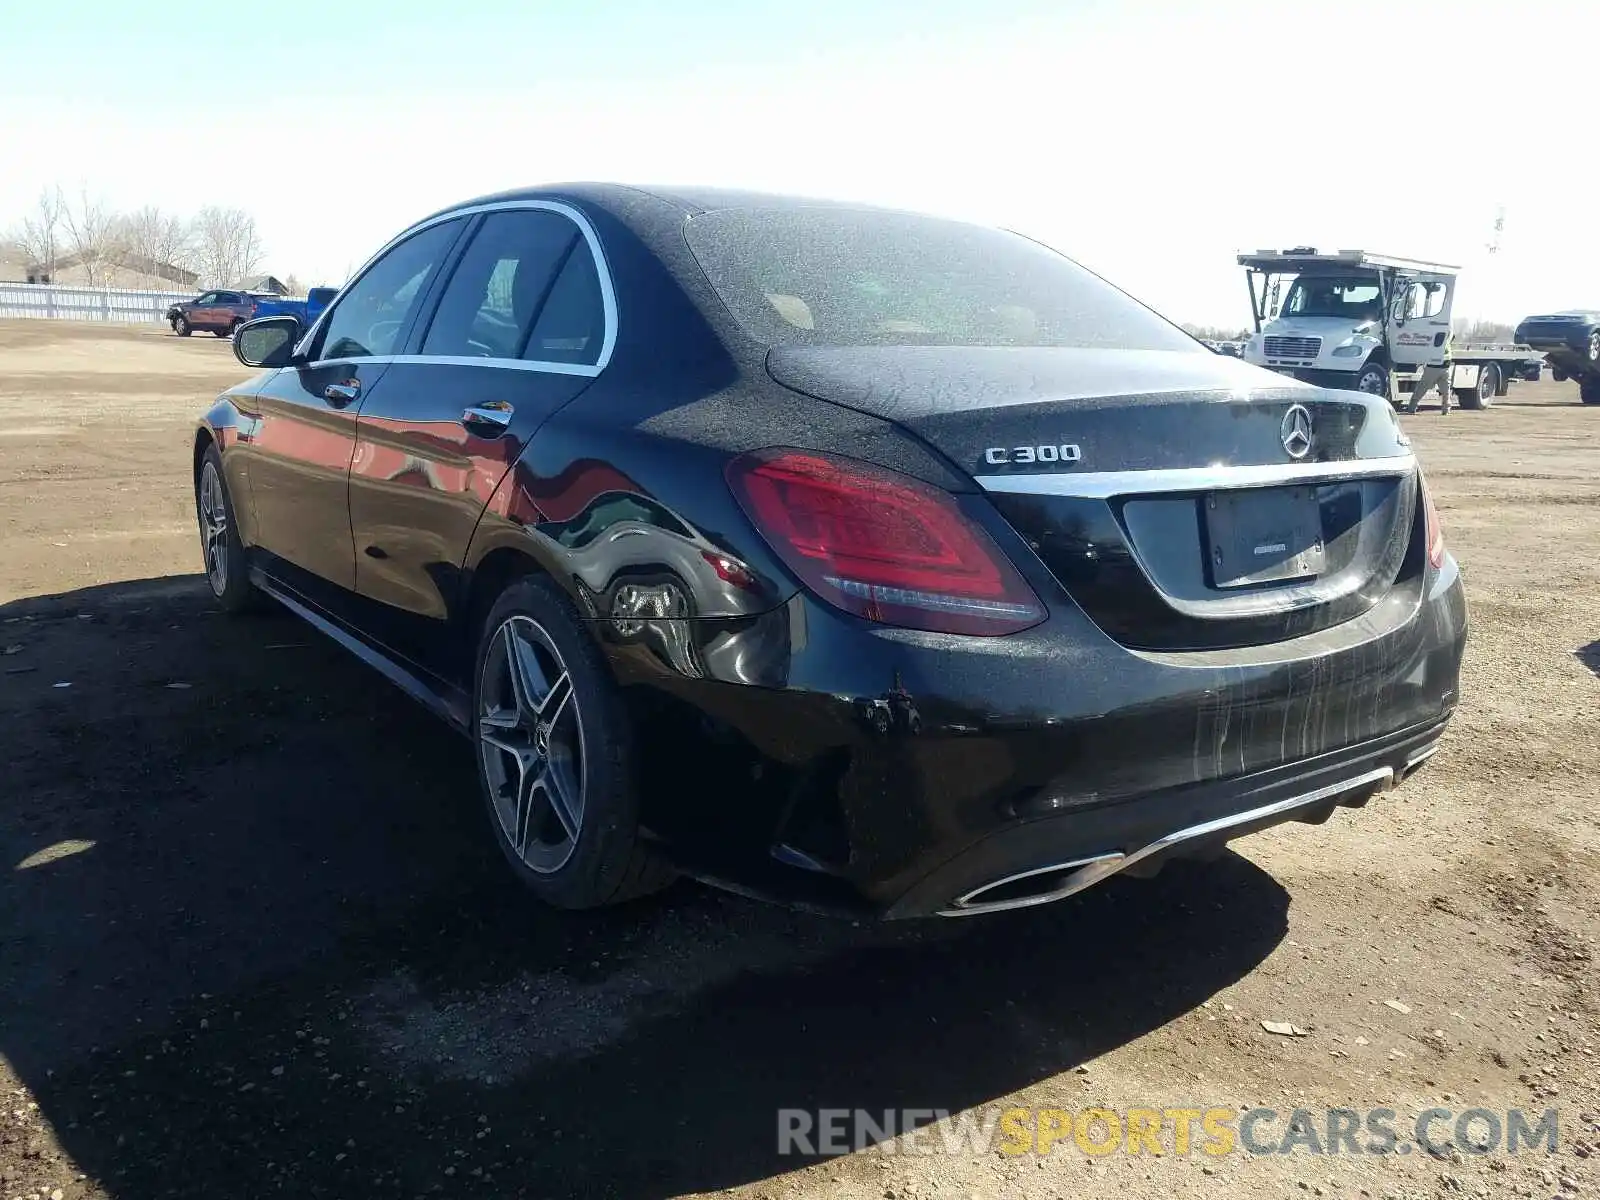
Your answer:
[197,184,1467,918]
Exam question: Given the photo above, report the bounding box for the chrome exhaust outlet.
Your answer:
[938,766,1395,917]
[1397,741,1440,782]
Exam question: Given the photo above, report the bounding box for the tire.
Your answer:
[472,574,674,909]
[214,321,235,339]
[1354,360,1389,397]
[1588,332,1600,364]
[1580,376,1600,406]
[174,314,192,337]
[1458,362,1497,410]
[1494,363,1511,396]
[195,445,258,612]
[1553,366,1569,383]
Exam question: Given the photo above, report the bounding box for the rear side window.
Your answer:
[318,219,463,360]
[683,207,1196,351]
[421,210,578,359]
[525,244,605,366]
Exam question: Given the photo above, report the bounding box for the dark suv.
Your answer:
[1514,311,1600,403]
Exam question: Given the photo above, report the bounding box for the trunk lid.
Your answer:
[767,345,1422,652]
[767,345,1407,476]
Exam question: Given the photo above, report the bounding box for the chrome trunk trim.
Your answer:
[974,455,1416,499]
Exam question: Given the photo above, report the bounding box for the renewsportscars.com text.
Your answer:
[777,1106,1561,1158]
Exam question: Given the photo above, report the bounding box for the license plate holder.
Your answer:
[1205,486,1325,589]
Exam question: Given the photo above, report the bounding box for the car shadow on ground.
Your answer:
[1577,639,1600,679]
[1,577,1292,1200]
[1481,397,1589,408]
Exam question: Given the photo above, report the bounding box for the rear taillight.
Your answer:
[1420,473,1445,569]
[726,449,1045,635]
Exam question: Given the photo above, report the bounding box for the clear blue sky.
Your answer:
[3,0,1595,324]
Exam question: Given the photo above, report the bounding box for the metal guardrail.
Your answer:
[0,282,193,323]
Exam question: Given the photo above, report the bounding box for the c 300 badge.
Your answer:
[983,443,1082,466]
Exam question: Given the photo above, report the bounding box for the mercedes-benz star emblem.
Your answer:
[1280,404,1314,460]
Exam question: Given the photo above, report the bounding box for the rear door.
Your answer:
[240,217,468,600]
[346,202,612,677]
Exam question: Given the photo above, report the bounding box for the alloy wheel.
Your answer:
[478,615,586,874]
[198,461,229,595]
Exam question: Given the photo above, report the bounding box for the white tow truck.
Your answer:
[1237,248,1544,410]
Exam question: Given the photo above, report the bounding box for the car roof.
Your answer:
[420,182,925,227]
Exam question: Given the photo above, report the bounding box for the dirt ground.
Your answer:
[1,319,1596,1200]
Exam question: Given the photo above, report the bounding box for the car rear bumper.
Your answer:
[606,547,1468,919]
[1516,327,1596,367]
[886,714,1445,917]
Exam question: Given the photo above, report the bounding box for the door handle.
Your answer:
[461,402,514,434]
[323,380,360,405]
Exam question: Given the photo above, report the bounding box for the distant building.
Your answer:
[1,246,198,290]
[0,243,31,282]
[237,274,289,296]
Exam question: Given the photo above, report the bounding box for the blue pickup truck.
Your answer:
[250,286,340,328]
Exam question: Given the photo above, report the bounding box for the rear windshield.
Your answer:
[683,206,1196,352]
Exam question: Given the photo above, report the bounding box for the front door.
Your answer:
[190,292,221,331]
[241,216,468,600]
[241,359,394,592]
[1388,274,1455,369]
[347,204,610,678]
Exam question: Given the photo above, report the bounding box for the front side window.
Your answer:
[1410,282,1448,319]
[318,219,463,361]
[1281,277,1383,320]
[420,210,578,359]
[683,207,1196,351]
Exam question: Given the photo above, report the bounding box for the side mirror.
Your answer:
[234,315,302,369]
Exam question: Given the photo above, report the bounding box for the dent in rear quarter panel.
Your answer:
[463,411,792,631]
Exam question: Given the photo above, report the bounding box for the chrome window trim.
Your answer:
[975,454,1416,499]
[286,353,602,378]
[294,199,618,379]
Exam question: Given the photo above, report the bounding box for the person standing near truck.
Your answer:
[1406,325,1453,415]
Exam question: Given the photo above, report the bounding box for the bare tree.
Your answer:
[59,187,127,287]
[192,206,264,289]
[1456,319,1517,343]
[282,272,305,297]
[9,187,67,281]
[1182,322,1252,343]
[117,205,194,283]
